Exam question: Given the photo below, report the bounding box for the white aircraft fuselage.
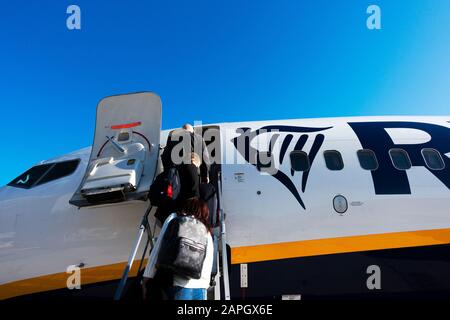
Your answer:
[1,115,450,300]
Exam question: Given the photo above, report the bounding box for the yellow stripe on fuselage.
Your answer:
[231,227,450,264]
[3,228,450,300]
[0,259,146,301]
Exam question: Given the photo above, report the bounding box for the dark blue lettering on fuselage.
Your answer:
[348,121,450,195]
[231,122,450,210]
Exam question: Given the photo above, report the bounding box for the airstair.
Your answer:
[113,172,231,301]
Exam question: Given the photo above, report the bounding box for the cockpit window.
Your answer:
[8,164,53,189]
[8,159,80,189]
[36,159,80,186]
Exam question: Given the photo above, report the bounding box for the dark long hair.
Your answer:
[180,198,211,233]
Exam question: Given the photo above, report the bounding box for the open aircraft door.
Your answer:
[70,92,162,207]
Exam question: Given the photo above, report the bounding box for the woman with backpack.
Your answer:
[156,198,214,300]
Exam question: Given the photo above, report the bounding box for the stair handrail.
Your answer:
[217,172,231,300]
[113,203,155,300]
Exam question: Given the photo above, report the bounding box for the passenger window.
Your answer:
[8,164,53,189]
[357,149,378,171]
[389,149,411,170]
[290,151,310,171]
[36,159,80,186]
[421,149,445,170]
[324,150,344,171]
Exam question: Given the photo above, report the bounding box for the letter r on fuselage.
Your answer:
[349,121,450,194]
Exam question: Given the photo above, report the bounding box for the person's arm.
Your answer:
[161,142,172,170]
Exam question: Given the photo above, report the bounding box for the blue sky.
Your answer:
[1,0,449,185]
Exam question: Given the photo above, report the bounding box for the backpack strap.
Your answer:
[210,234,219,287]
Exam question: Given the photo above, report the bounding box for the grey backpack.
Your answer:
[156,215,208,279]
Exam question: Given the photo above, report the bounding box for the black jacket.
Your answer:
[161,130,211,179]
